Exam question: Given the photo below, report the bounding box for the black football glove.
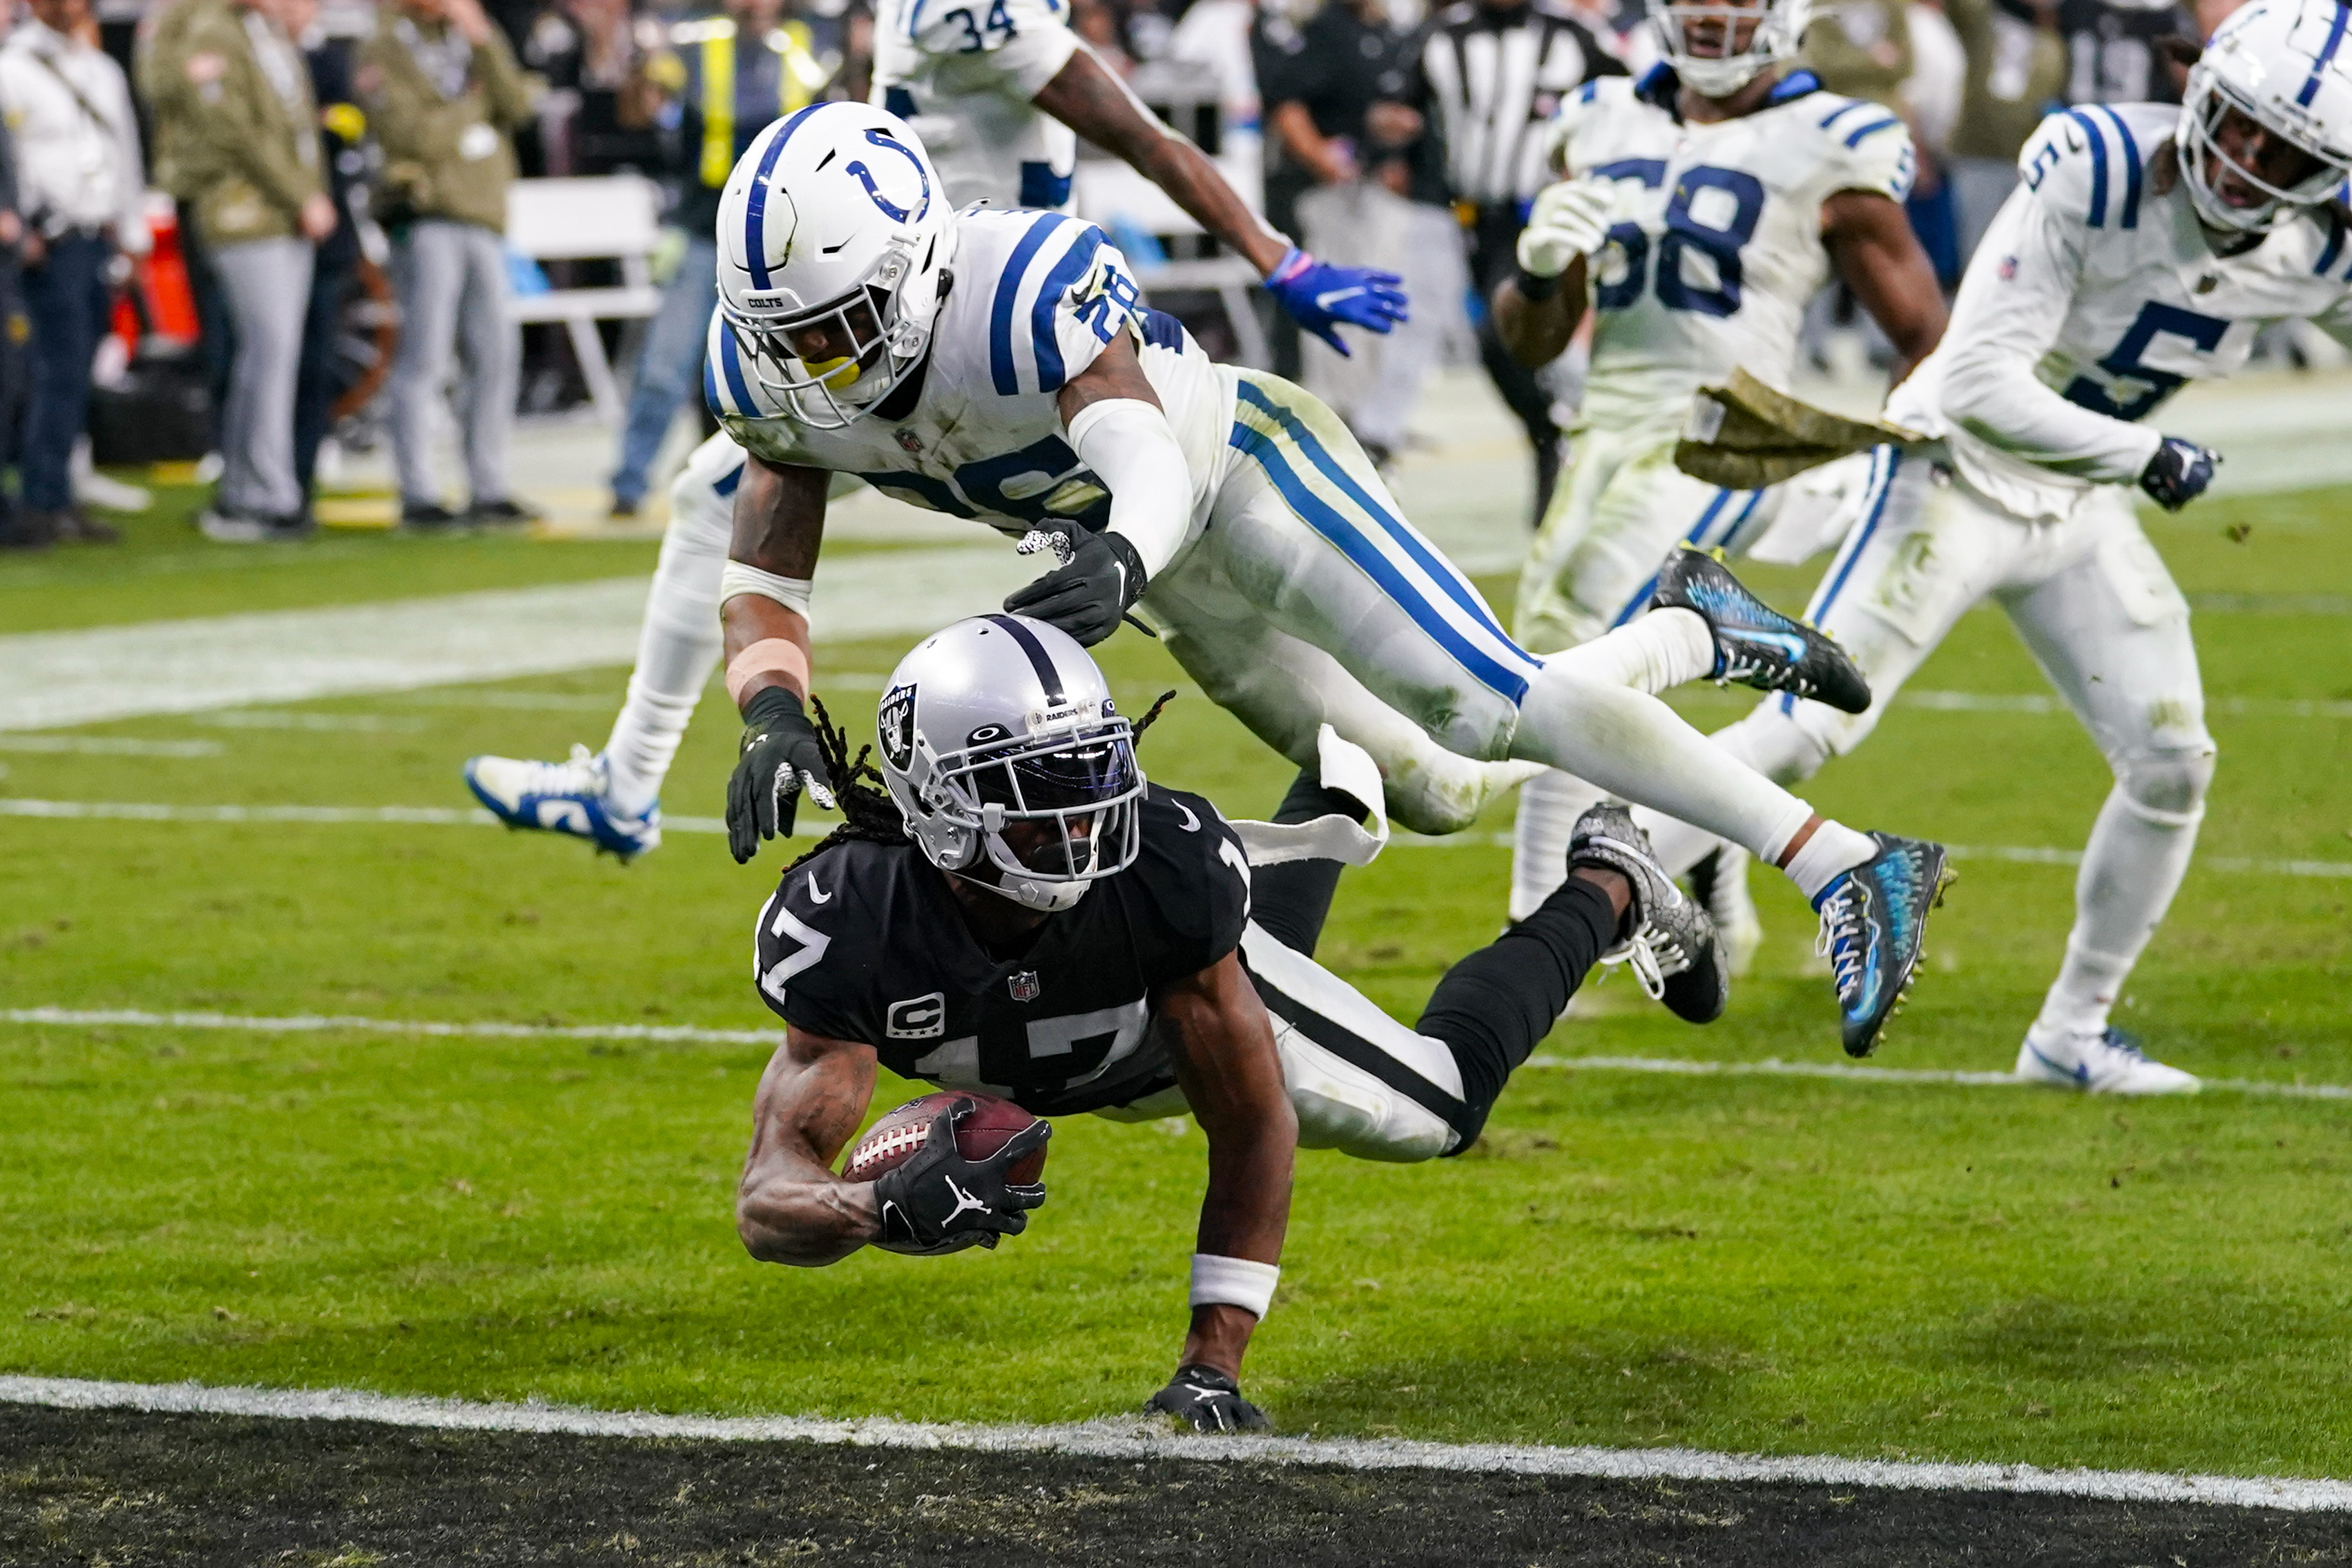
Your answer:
[725,684,834,864]
[871,1099,1051,1256]
[2139,436,2220,512]
[1002,528,1147,647]
[1145,1364,1271,1433]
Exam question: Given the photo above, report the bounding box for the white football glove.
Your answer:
[1516,177,1616,279]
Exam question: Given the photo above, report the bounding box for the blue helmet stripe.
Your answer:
[742,104,826,291]
[2302,1,2349,107]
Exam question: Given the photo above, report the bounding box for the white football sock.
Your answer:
[1510,661,1815,865]
[1777,822,1879,902]
[1508,769,1604,922]
[1637,696,1838,875]
[2032,784,2204,1037]
[600,485,733,814]
[1550,608,1715,695]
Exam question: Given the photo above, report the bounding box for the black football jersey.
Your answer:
[753,784,1252,1117]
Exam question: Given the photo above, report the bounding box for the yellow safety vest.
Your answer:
[689,17,823,188]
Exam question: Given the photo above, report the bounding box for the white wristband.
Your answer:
[719,561,813,623]
[1189,1252,1280,1319]
[1066,396,1194,580]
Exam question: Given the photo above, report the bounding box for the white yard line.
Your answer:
[0,736,223,757]
[0,1374,2342,1511]
[0,548,1027,733]
[4,1007,2346,1101]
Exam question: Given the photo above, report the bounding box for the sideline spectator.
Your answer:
[361,0,542,528]
[2059,0,2190,106]
[1943,0,2063,262]
[169,0,336,542]
[292,6,366,506]
[0,0,148,546]
[137,0,235,461]
[606,0,814,519]
[1406,0,1625,521]
[0,92,28,550]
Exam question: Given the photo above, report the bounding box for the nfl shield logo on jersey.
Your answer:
[1008,971,1041,1003]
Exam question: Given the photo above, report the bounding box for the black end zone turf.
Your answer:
[3,1406,2346,1566]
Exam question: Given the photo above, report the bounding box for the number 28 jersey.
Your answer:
[1554,68,1917,432]
[706,206,1235,548]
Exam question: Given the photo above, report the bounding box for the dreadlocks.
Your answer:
[787,688,1180,871]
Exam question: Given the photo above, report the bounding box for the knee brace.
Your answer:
[2115,741,2216,822]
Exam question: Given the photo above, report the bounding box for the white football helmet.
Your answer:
[2179,0,2352,233]
[1650,0,1812,97]
[715,101,958,429]
[877,615,1145,914]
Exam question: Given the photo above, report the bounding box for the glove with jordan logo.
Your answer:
[1003,527,1148,646]
[871,1099,1052,1256]
[725,684,836,864]
[1145,1364,1271,1433]
[2139,436,2220,512]
[1264,247,1409,357]
[1515,177,1615,296]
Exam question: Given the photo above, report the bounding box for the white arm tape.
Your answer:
[1066,396,1193,580]
[1190,1253,1280,1318]
[718,561,814,623]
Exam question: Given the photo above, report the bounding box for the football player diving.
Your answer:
[1490,0,1951,956]
[672,104,1943,1055]
[1609,0,2352,1092]
[734,613,1730,1431]
[464,0,1407,856]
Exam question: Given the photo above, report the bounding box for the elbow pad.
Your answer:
[1066,396,1194,579]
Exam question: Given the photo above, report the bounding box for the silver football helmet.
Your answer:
[876,615,1144,913]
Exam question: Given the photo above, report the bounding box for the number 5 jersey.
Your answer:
[1554,68,1918,434]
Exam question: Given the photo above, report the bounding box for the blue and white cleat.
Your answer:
[463,746,662,861]
[2017,1025,2198,1094]
[1813,833,1951,1057]
[1652,546,1871,715]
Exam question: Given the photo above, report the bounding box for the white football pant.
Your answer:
[1639,449,2215,1040]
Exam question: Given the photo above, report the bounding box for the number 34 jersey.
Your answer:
[1554,68,1917,433]
[706,206,1234,550]
[752,784,1252,1119]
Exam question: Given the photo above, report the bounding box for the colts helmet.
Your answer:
[877,616,1146,913]
[715,101,958,429]
[2178,0,2352,234]
[1650,0,1812,98]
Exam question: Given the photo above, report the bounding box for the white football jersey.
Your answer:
[1889,103,2352,521]
[1554,69,1918,431]
[706,207,1233,545]
[871,0,1079,213]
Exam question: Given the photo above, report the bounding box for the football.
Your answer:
[841,1091,1048,1185]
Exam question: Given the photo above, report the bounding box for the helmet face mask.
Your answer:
[2178,3,2352,235]
[1651,0,1807,97]
[878,618,1148,915]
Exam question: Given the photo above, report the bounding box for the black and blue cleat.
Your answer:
[1652,546,1872,715]
[1813,833,1954,1057]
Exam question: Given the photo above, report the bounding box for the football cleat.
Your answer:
[1686,845,1764,979]
[1652,546,1871,715]
[1570,802,1728,1025]
[463,746,662,861]
[1146,1364,1272,1433]
[1813,833,1951,1056]
[2016,1025,2199,1095]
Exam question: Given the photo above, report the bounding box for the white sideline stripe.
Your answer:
[0,548,1028,733]
[0,735,224,757]
[8,797,2350,880]
[1,1375,2343,1513]
[1902,689,2352,720]
[6,1007,2349,1101]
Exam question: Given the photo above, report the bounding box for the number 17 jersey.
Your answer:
[1554,68,1917,433]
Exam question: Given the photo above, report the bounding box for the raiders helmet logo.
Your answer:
[879,683,918,771]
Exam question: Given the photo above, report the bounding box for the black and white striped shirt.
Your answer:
[1408,1,1627,209]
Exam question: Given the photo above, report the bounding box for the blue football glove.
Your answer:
[1264,248,1408,358]
[2139,436,2220,512]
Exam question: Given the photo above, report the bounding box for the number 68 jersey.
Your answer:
[1555,68,1917,433]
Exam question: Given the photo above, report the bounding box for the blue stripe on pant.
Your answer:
[1608,487,1764,629]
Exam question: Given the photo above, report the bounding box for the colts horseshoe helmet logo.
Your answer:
[846,128,932,223]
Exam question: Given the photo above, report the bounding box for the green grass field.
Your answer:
[3,482,2349,1480]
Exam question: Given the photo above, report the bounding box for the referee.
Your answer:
[1405,0,1623,523]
